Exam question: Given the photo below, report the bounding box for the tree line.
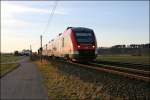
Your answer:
[97,43,150,56]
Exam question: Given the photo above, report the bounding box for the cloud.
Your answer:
[1,1,69,52]
[1,1,68,30]
[1,2,68,15]
[1,1,69,33]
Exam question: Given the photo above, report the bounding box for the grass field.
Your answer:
[1,54,22,63]
[96,55,150,65]
[0,63,19,77]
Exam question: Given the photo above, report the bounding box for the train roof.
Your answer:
[67,27,94,33]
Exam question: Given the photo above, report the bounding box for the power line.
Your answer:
[31,1,58,51]
[43,1,58,35]
[40,35,42,63]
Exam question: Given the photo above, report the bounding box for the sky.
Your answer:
[1,1,149,53]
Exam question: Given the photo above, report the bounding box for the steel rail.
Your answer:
[44,58,150,82]
[94,60,149,68]
[89,62,150,77]
[66,61,150,82]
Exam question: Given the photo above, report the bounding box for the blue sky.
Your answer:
[1,1,149,52]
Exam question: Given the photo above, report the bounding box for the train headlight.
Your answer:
[78,45,80,48]
[92,45,95,48]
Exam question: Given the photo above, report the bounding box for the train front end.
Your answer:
[71,27,97,61]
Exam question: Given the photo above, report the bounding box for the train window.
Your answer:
[62,38,64,47]
[75,32,94,44]
[76,33,92,36]
[46,44,47,50]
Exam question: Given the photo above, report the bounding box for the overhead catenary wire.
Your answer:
[31,1,58,51]
[42,0,58,48]
[43,1,58,35]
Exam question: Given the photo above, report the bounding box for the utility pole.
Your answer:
[40,35,42,63]
[30,44,32,56]
[30,44,32,52]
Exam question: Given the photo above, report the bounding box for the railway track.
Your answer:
[91,61,150,77]
[44,57,150,82]
[94,60,149,71]
[66,61,150,82]
[54,59,149,82]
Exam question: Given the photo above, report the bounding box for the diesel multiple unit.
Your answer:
[41,27,97,61]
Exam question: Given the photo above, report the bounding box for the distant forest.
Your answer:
[97,43,150,56]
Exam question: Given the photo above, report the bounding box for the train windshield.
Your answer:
[75,32,94,44]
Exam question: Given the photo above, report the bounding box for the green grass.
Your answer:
[1,54,22,63]
[0,63,19,77]
[96,55,150,65]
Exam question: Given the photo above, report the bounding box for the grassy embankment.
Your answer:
[0,54,21,77]
[1,54,22,63]
[34,60,110,99]
[0,63,19,77]
[96,55,149,65]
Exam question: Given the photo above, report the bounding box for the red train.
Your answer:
[41,27,97,61]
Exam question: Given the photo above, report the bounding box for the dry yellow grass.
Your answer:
[34,60,113,99]
[33,59,149,100]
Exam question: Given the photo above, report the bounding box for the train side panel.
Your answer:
[60,29,74,59]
